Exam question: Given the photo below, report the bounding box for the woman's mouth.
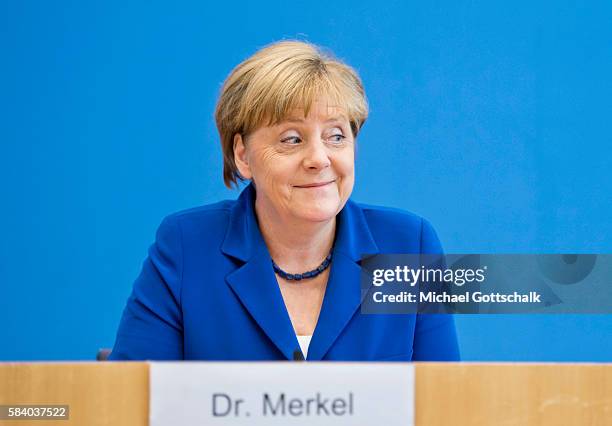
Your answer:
[294,180,335,188]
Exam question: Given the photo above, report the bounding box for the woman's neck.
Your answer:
[254,199,336,273]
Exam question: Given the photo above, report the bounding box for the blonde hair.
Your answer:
[215,40,369,188]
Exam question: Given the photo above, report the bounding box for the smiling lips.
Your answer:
[294,180,336,188]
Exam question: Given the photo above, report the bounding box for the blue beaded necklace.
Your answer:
[272,252,332,281]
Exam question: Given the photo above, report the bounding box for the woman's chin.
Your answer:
[291,203,341,223]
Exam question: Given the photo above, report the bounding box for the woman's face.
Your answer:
[234,98,355,224]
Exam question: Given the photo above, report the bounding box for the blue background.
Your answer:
[1,1,610,361]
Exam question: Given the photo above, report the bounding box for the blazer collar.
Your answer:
[221,182,379,360]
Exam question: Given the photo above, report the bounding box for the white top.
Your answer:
[297,335,313,359]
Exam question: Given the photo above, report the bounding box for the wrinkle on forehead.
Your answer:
[280,103,349,124]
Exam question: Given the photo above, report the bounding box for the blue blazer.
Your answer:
[109,183,460,361]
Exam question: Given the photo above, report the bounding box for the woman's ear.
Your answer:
[233,133,252,180]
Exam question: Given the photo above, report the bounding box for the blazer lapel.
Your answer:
[307,200,379,360]
[225,253,299,360]
[221,183,299,360]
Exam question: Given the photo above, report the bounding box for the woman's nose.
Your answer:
[302,139,331,170]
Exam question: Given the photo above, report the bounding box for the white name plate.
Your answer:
[150,362,414,426]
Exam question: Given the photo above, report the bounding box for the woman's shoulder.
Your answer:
[350,201,442,253]
[155,199,237,244]
[354,201,425,230]
[166,199,235,221]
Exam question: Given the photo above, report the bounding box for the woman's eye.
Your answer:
[329,134,346,143]
[281,136,302,144]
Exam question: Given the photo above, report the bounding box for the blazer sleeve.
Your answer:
[108,216,184,360]
[411,218,461,361]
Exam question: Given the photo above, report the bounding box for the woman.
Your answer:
[109,40,459,361]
